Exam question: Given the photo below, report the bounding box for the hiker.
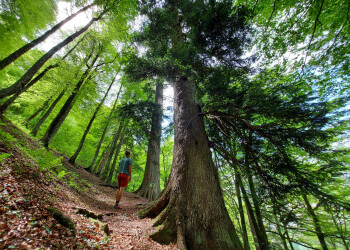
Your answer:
[114,150,132,209]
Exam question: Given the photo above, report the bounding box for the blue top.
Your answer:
[119,157,133,176]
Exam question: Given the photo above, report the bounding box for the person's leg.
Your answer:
[115,174,128,208]
[116,187,125,204]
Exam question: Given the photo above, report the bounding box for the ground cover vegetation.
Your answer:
[0,0,349,249]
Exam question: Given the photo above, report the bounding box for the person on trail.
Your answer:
[114,150,132,209]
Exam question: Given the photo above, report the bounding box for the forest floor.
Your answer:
[0,117,177,249]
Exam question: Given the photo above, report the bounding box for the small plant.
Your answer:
[0,153,12,162]
[57,170,67,179]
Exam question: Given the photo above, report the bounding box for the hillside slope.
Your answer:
[0,117,177,249]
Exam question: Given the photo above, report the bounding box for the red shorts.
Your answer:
[118,173,129,188]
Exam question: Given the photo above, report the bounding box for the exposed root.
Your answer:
[138,184,170,218]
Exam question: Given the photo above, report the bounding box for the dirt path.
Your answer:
[59,158,172,249]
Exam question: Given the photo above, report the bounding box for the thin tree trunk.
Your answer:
[100,121,124,178]
[95,150,109,175]
[69,74,116,164]
[271,200,289,250]
[243,133,270,250]
[0,4,94,71]
[87,84,122,171]
[284,229,295,250]
[235,174,250,250]
[106,133,124,184]
[40,52,99,147]
[136,82,163,200]
[138,76,243,249]
[329,209,349,250]
[32,89,65,136]
[0,64,59,113]
[238,174,261,250]
[26,95,53,123]
[0,10,106,100]
[247,173,270,249]
[0,33,87,112]
[302,193,329,250]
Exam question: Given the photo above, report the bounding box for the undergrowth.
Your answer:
[0,120,91,191]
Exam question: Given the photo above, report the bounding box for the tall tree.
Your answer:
[106,132,125,184]
[127,1,252,247]
[0,36,84,113]
[87,88,121,172]
[136,82,163,200]
[25,95,53,123]
[0,0,57,57]
[302,194,329,250]
[32,88,66,136]
[100,121,124,178]
[40,50,100,147]
[0,3,94,71]
[0,7,107,100]
[69,74,116,164]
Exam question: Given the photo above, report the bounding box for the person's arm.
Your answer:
[128,164,132,182]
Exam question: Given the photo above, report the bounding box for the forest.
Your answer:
[0,0,349,249]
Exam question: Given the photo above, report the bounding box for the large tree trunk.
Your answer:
[40,52,99,147]
[136,82,163,200]
[0,4,94,71]
[0,10,106,100]
[106,133,124,184]
[32,89,65,136]
[87,85,122,171]
[302,194,329,250]
[69,75,116,164]
[138,76,243,249]
[26,95,53,123]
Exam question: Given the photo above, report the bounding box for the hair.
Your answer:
[125,150,131,157]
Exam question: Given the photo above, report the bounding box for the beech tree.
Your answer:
[40,48,101,147]
[0,3,94,71]
[69,74,116,164]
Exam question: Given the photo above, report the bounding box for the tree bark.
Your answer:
[106,133,124,184]
[138,76,243,249]
[69,75,116,164]
[87,85,122,172]
[136,82,163,200]
[32,89,65,136]
[302,194,329,250]
[26,95,53,123]
[40,52,99,147]
[0,10,106,100]
[0,4,94,71]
